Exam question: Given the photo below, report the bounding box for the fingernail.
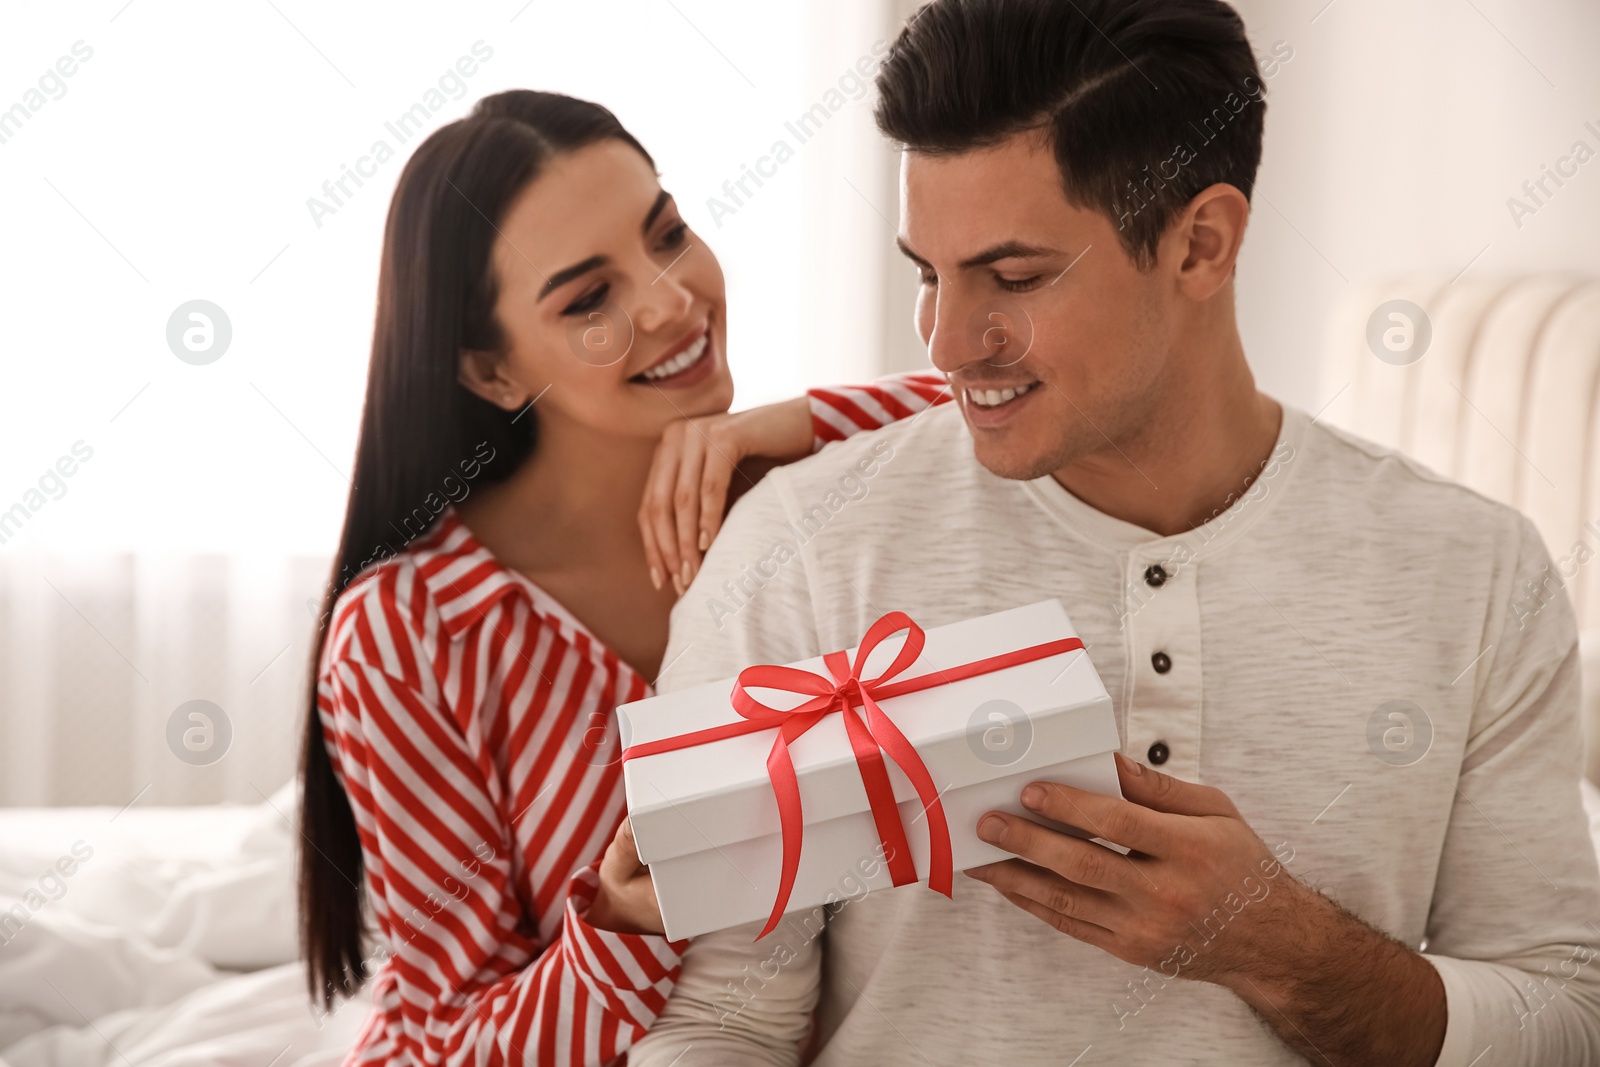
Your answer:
[1021,784,1046,811]
[977,815,1006,844]
[699,530,710,551]
[672,575,684,596]
[681,560,692,585]
[1119,751,1144,776]
[650,568,662,591]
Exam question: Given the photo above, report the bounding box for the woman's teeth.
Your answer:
[640,335,708,381]
[967,381,1039,408]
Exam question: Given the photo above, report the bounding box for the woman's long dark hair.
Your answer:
[298,90,652,1008]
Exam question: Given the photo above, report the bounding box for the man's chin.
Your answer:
[968,433,1068,482]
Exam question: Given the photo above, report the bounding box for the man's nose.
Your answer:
[928,294,1030,375]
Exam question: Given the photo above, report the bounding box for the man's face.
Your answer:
[900,131,1173,480]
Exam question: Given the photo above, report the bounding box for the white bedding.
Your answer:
[3,743,1600,1066]
[0,784,371,1067]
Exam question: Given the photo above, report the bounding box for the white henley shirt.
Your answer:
[630,400,1600,1067]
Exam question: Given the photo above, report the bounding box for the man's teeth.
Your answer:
[641,335,708,381]
[966,381,1039,408]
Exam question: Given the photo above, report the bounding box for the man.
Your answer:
[629,0,1600,1063]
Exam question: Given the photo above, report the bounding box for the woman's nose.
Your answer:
[631,259,696,335]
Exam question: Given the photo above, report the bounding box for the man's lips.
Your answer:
[960,379,1043,408]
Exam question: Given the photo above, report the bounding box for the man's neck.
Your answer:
[1053,327,1281,539]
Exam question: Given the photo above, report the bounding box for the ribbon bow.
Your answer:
[731,611,948,937]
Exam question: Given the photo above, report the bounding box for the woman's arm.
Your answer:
[638,370,952,593]
[806,369,951,449]
[319,641,685,1065]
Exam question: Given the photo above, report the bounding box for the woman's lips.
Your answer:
[632,330,716,389]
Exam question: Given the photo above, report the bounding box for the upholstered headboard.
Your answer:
[1319,275,1600,781]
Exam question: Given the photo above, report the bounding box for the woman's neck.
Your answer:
[461,413,658,573]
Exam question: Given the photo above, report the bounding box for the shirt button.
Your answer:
[1143,564,1167,588]
[1151,651,1172,674]
[1147,741,1170,765]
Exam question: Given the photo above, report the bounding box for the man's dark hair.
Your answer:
[875,0,1266,269]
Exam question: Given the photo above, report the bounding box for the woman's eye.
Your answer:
[997,274,1044,293]
[918,269,938,287]
[562,282,610,316]
[658,222,688,250]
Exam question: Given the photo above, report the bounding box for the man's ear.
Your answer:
[1171,183,1250,301]
[457,349,524,410]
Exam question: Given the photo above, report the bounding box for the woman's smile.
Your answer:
[630,322,716,389]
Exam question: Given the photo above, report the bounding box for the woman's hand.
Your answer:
[586,816,666,936]
[638,397,812,595]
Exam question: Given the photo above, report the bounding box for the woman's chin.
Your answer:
[676,374,736,419]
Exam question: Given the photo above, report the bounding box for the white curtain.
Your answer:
[0,551,328,807]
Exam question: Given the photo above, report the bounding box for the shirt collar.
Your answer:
[1018,402,1309,560]
[412,507,526,641]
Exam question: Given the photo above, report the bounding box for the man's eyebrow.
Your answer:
[895,237,930,267]
[895,237,1063,271]
[538,255,607,301]
[958,241,1059,268]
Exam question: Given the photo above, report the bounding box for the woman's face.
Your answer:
[465,138,733,438]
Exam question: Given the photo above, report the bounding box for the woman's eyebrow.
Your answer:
[538,255,607,300]
[537,191,676,301]
[642,189,672,232]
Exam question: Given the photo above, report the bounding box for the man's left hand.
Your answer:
[966,750,1305,989]
[966,751,1448,1066]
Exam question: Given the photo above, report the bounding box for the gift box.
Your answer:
[617,599,1122,941]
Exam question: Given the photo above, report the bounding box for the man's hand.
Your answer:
[965,752,1447,1066]
[638,398,812,596]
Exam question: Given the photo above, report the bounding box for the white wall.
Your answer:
[0,0,853,558]
[1230,0,1600,413]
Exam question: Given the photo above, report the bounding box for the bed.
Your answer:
[0,783,370,1067]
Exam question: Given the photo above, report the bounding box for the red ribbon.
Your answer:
[621,611,1084,938]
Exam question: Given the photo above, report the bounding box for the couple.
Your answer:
[299,0,1600,1064]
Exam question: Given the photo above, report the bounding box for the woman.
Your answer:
[299,89,948,1066]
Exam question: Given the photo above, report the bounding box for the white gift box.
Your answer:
[616,599,1123,941]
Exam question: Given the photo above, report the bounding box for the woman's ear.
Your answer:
[457,349,524,410]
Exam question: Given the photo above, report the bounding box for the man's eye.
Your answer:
[997,275,1044,293]
[562,282,610,316]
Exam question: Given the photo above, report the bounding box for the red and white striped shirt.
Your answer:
[808,370,950,447]
[318,372,949,1067]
